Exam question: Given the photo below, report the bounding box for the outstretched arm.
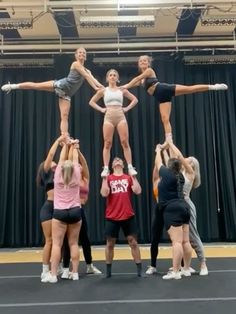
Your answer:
[89,88,106,113]
[121,68,155,89]
[86,69,104,88]
[44,135,65,172]
[73,61,101,90]
[122,89,138,113]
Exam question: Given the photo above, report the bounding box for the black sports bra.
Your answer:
[143,77,159,90]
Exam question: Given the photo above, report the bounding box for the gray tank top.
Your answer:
[183,174,193,198]
[54,68,85,97]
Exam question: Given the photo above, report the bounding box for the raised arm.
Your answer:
[167,141,194,175]
[100,177,110,197]
[59,143,69,163]
[122,89,138,113]
[44,135,65,172]
[89,88,106,113]
[121,68,155,89]
[154,144,163,172]
[86,69,104,88]
[78,149,90,182]
[131,176,142,195]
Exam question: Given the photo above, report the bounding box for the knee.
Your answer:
[120,138,129,149]
[128,237,138,249]
[106,240,115,250]
[104,140,112,149]
[160,113,170,124]
[61,110,69,120]
[45,236,52,247]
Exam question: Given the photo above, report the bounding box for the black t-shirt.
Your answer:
[158,165,184,205]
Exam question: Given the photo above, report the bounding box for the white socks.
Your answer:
[208,84,228,90]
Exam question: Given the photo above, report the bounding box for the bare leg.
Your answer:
[159,101,172,139]
[105,238,116,263]
[50,219,67,276]
[127,235,141,263]
[117,120,132,165]
[168,226,184,272]
[41,220,52,266]
[18,80,54,92]
[67,221,82,274]
[102,122,115,167]
[175,84,209,96]
[59,98,71,136]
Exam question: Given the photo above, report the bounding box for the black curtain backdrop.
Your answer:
[0,55,235,247]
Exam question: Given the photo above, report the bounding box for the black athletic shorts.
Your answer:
[163,199,190,231]
[53,207,82,224]
[40,200,53,222]
[105,216,137,238]
[153,82,176,103]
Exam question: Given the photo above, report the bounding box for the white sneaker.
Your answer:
[210,83,228,90]
[101,167,109,178]
[163,271,181,280]
[70,272,79,280]
[86,264,102,274]
[61,268,70,279]
[41,272,58,283]
[1,83,18,93]
[128,165,137,176]
[199,266,208,276]
[41,271,50,282]
[189,267,196,274]
[180,268,191,277]
[145,266,157,275]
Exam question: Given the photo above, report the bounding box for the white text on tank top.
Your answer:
[103,87,123,107]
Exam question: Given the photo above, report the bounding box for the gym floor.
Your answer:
[0,244,236,314]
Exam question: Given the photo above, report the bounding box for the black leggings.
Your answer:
[63,207,92,267]
[150,203,164,267]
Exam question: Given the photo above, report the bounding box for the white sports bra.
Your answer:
[103,87,123,107]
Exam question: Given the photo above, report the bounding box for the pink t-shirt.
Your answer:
[105,174,134,220]
[54,162,81,209]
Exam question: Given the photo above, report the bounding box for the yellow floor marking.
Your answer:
[0,245,236,263]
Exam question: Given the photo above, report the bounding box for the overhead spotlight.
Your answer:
[80,15,155,28]
[0,59,54,68]
[0,18,33,30]
[183,55,236,65]
[201,16,236,26]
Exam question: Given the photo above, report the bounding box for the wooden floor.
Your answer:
[1,244,236,263]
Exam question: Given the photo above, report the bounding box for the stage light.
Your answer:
[0,18,33,30]
[201,16,236,26]
[183,55,236,65]
[79,15,155,28]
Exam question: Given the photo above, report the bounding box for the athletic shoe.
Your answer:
[70,272,79,280]
[163,271,181,280]
[209,83,228,90]
[1,82,17,93]
[41,271,50,282]
[189,267,196,274]
[86,264,102,274]
[199,266,209,276]
[61,268,70,279]
[101,167,109,178]
[128,165,137,176]
[180,268,191,277]
[145,266,157,275]
[41,272,58,283]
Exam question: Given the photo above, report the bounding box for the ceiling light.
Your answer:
[0,58,54,68]
[183,54,236,65]
[0,18,33,30]
[80,15,155,28]
[201,16,236,26]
